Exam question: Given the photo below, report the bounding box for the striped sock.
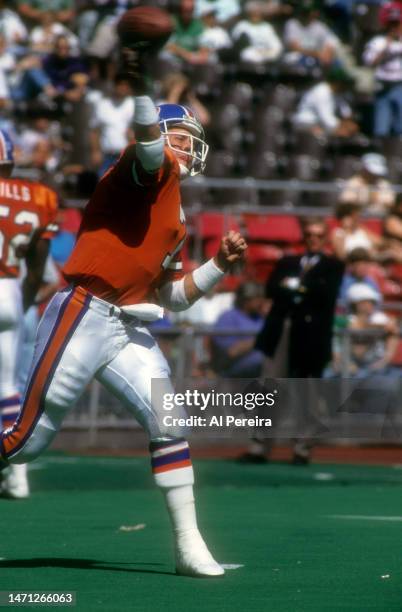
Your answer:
[0,394,21,430]
[149,438,194,488]
[150,439,199,538]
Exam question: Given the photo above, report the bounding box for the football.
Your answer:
[117,6,174,52]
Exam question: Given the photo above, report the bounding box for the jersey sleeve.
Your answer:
[108,144,178,190]
[159,247,186,287]
[33,184,59,239]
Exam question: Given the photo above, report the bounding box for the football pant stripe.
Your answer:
[2,288,90,458]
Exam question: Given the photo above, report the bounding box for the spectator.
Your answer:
[211,281,265,378]
[331,282,399,377]
[171,282,234,326]
[158,72,210,126]
[43,34,89,102]
[17,0,75,26]
[195,0,241,26]
[331,203,383,261]
[29,10,79,56]
[254,217,344,463]
[0,0,27,49]
[15,107,65,173]
[292,66,359,138]
[363,2,402,137]
[283,0,339,72]
[383,195,402,260]
[0,33,17,108]
[198,7,232,61]
[163,0,206,68]
[339,153,395,214]
[89,72,134,176]
[338,247,381,308]
[231,1,283,65]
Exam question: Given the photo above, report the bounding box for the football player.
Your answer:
[0,130,58,498]
[0,83,247,575]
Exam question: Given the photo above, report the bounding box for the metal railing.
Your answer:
[62,326,402,445]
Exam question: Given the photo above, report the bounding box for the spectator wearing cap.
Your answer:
[331,282,399,377]
[331,203,383,261]
[210,281,266,378]
[195,0,241,27]
[363,2,402,137]
[198,7,232,61]
[293,67,359,138]
[338,247,380,308]
[283,0,340,72]
[339,153,395,214]
[231,1,283,65]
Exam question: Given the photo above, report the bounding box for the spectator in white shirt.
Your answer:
[195,0,240,26]
[0,0,27,49]
[363,3,402,137]
[29,11,80,56]
[231,1,283,65]
[293,67,359,138]
[89,73,134,177]
[198,6,232,60]
[339,153,395,214]
[283,0,339,72]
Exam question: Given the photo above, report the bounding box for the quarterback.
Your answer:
[0,91,247,576]
[0,130,58,499]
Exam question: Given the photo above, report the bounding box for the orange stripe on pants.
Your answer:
[3,289,88,457]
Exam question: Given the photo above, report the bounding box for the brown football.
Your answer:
[117,6,174,52]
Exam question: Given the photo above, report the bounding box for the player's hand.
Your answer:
[120,45,153,94]
[214,231,247,271]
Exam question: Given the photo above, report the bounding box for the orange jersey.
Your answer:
[0,179,58,278]
[63,145,186,306]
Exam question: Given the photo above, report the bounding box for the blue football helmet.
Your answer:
[0,129,14,165]
[157,103,208,177]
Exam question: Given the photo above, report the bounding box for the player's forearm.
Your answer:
[22,274,42,311]
[133,96,164,170]
[159,260,225,312]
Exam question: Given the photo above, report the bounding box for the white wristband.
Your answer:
[134,96,159,126]
[192,258,225,293]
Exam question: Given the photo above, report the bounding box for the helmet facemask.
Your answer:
[160,117,209,178]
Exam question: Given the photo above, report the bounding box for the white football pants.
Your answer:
[0,278,23,416]
[1,285,186,463]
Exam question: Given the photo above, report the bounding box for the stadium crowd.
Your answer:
[1,0,402,378]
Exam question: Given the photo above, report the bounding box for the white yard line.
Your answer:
[327,515,402,522]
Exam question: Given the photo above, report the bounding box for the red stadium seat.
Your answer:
[59,208,82,233]
[388,264,402,282]
[196,212,240,239]
[390,339,402,367]
[378,278,402,300]
[247,243,283,263]
[243,214,302,244]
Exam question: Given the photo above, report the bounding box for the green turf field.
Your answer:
[1,453,402,611]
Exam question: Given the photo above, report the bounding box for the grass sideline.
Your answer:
[1,453,402,611]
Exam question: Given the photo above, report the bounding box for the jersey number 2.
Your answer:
[0,205,40,267]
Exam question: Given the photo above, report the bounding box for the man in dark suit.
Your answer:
[243,217,344,464]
